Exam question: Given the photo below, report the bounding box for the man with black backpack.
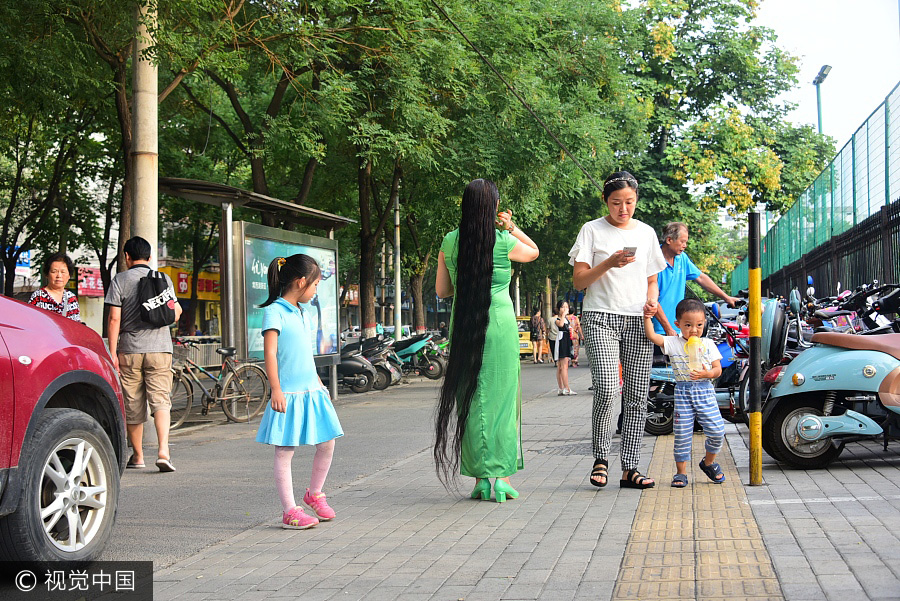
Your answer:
[106,236,182,473]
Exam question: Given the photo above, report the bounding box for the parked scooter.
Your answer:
[320,347,378,393]
[391,333,444,379]
[761,283,900,468]
[342,336,402,390]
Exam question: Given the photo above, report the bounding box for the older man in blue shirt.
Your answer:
[653,223,738,336]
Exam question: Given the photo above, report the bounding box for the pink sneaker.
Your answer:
[282,506,318,530]
[303,489,336,520]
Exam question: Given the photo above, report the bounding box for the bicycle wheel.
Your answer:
[170,371,193,429]
[220,363,270,423]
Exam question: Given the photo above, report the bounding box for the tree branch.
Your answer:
[180,81,249,155]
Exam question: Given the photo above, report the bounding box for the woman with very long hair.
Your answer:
[434,179,539,502]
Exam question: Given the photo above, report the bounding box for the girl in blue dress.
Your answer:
[255,254,344,530]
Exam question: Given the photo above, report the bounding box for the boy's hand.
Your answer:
[643,304,657,318]
[689,369,708,380]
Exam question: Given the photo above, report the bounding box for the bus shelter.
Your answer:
[159,177,356,399]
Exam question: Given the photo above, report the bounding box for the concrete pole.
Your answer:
[393,189,402,339]
[132,1,158,266]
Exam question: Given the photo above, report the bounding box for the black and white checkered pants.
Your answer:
[582,311,653,472]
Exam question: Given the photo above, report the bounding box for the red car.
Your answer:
[0,295,126,561]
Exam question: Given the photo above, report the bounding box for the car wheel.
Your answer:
[0,408,120,562]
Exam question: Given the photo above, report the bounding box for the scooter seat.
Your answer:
[810,332,900,361]
[392,334,430,352]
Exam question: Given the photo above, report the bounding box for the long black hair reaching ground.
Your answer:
[434,179,499,488]
[258,254,321,308]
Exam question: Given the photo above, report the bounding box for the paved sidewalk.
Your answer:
[154,384,900,601]
[729,428,900,600]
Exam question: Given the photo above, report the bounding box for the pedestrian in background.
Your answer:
[106,237,182,472]
[434,178,539,503]
[547,304,560,366]
[568,311,583,367]
[570,171,666,490]
[530,305,546,363]
[553,300,576,396]
[28,252,81,322]
[256,254,344,530]
[653,222,738,336]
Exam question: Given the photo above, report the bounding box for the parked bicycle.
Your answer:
[170,339,270,428]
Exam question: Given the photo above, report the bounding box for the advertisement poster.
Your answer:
[242,232,339,360]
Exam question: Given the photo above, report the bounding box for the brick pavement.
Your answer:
[728,427,900,601]
[154,384,899,601]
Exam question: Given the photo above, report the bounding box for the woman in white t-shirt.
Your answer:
[569,172,666,490]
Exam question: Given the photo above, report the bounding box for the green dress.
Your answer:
[441,228,523,478]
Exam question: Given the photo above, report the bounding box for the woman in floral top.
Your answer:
[28,253,81,322]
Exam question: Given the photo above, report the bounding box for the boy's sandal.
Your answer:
[126,455,145,469]
[589,458,608,488]
[620,469,655,489]
[698,459,725,483]
[671,474,688,488]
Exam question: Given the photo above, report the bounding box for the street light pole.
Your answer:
[813,65,832,135]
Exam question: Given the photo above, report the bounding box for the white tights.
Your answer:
[274,440,335,512]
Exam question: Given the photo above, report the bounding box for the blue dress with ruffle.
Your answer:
[255,297,343,446]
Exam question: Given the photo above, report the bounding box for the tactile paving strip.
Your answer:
[612,433,784,600]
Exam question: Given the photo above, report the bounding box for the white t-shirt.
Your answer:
[568,218,666,315]
[662,335,723,382]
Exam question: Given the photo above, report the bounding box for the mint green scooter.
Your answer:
[761,286,900,468]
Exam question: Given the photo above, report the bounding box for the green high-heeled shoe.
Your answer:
[493,479,519,503]
[471,479,491,500]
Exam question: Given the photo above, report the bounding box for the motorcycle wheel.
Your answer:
[350,373,374,394]
[373,366,392,391]
[762,395,842,469]
[644,395,674,436]
[421,357,444,380]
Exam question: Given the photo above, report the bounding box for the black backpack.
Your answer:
[137,268,177,327]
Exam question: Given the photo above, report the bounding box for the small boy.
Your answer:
[644,298,726,487]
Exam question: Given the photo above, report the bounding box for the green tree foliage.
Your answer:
[1,0,837,331]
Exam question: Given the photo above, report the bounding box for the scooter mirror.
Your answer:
[789,289,801,314]
[807,275,814,286]
[709,303,720,319]
[806,286,816,299]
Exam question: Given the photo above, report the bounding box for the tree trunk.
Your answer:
[409,273,426,333]
[358,157,378,339]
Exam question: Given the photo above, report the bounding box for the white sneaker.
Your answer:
[566,389,577,395]
[557,389,565,396]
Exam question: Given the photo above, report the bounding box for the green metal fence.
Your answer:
[732,80,900,294]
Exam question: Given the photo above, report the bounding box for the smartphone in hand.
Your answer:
[622,247,637,258]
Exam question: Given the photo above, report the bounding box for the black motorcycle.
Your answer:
[320,347,378,394]
[342,336,402,391]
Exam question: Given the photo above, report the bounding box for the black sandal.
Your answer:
[590,458,608,488]
[620,469,655,489]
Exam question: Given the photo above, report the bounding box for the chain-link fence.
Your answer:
[732,80,900,295]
